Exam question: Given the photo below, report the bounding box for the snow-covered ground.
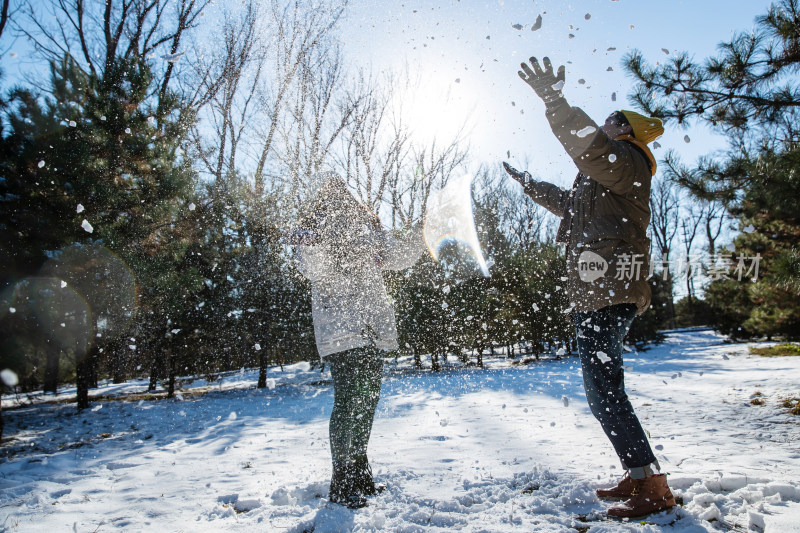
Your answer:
[1,329,799,532]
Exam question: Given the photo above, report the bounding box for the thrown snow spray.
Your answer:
[423,174,490,277]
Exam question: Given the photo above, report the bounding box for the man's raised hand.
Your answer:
[518,56,565,104]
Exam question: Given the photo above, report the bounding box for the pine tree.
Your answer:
[625,0,800,339]
[0,55,201,407]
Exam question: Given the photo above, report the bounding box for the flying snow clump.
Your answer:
[596,351,611,364]
[1,369,19,387]
[38,160,45,168]
[81,219,94,233]
[162,52,185,63]
[576,126,596,138]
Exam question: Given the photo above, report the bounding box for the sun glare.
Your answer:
[395,70,478,147]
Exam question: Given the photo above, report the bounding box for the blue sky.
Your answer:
[339,0,774,185]
[0,0,773,186]
[0,0,775,196]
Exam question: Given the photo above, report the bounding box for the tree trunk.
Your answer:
[148,358,159,392]
[113,345,127,384]
[89,348,99,389]
[431,352,441,372]
[147,355,164,392]
[76,348,94,410]
[257,348,268,389]
[167,350,176,398]
[43,344,60,394]
[666,278,677,329]
[413,348,422,369]
[476,345,484,368]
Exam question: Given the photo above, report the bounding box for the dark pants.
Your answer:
[328,345,383,464]
[574,304,657,475]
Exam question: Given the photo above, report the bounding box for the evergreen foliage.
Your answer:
[625,0,800,340]
[0,55,201,406]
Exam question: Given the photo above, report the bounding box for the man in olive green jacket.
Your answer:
[503,56,676,519]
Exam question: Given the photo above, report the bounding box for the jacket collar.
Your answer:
[615,134,657,176]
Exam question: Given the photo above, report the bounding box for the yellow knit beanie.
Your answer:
[619,110,664,144]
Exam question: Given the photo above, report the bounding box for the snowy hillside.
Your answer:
[1,329,799,532]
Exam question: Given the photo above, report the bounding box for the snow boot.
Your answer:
[596,472,636,501]
[329,461,367,509]
[607,473,676,519]
[353,455,385,496]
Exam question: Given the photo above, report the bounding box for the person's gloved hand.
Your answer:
[502,161,533,187]
[518,56,565,105]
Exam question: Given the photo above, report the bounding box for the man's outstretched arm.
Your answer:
[502,162,568,217]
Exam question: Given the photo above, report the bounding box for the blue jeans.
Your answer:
[574,304,657,475]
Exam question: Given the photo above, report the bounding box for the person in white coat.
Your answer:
[292,174,426,508]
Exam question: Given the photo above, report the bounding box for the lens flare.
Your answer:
[28,277,94,356]
[0,277,93,362]
[423,174,490,277]
[40,244,137,342]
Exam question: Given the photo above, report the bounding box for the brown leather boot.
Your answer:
[596,472,636,501]
[607,473,676,519]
